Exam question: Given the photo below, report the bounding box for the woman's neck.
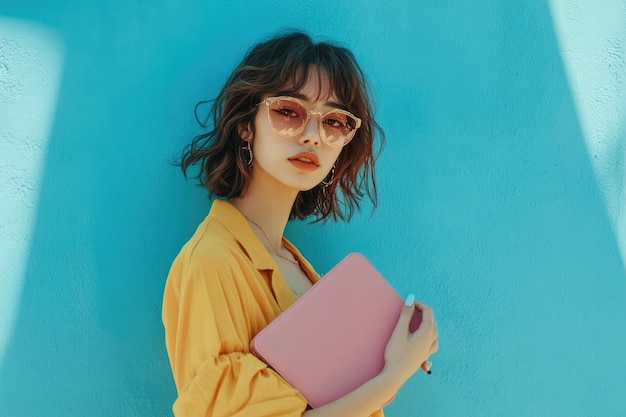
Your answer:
[230,186,297,252]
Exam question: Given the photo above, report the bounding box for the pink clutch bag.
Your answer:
[249,252,422,408]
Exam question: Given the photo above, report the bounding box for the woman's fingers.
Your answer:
[413,301,437,374]
[431,337,439,353]
[391,294,418,336]
[413,301,434,325]
[386,296,439,379]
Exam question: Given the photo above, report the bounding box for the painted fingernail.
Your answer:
[405,293,415,307]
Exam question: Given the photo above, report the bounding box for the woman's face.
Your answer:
[247,70,345,194]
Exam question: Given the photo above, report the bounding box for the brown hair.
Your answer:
[179,30,384,222]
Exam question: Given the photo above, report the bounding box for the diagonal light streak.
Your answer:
[549,0,626,268]
[0,16,64,364]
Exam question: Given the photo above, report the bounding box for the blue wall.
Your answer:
[1,1,625,416]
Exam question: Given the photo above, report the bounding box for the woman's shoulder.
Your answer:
[164,218,263,317]
[175,215,245,270]
[165,201,262,293]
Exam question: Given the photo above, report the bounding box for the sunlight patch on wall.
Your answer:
[549,0,626,268]
[0,17,64,362]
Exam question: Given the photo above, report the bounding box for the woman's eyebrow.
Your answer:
[275,91,347,111]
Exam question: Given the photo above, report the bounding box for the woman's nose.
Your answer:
[298,114,322,147]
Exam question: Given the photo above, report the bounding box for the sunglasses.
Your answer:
[259,96,362,147]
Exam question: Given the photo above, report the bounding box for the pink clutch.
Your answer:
[249,252,422,408]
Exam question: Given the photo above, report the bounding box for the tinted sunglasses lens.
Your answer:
[321,112,359,147]
[267,99,307,136]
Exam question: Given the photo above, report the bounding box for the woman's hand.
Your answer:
[381,297,438,389]
[302,297,438,416]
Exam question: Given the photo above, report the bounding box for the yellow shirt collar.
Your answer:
[208,199,320,283]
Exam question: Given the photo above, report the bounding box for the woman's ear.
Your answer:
[238,123,252,141]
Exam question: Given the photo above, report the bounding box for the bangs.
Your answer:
[269,42,362,112]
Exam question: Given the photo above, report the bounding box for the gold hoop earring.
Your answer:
[321,165,335,187]
[242,140,253,166]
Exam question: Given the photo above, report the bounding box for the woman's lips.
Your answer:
[288,152,320,171]
[289,159,318,171]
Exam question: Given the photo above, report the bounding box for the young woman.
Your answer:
[162,31,438,417]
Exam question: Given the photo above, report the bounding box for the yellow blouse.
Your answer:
[163,199,384,417]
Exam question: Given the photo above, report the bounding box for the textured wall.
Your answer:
[1,1,625,416]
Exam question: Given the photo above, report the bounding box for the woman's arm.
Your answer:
[163,249,309,417]
[303,300,438,417]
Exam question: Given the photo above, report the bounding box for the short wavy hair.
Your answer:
[179,30,384,222]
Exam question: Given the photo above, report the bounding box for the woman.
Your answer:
[162,31,438,417]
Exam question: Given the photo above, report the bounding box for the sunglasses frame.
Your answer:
[258,96,362,147]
